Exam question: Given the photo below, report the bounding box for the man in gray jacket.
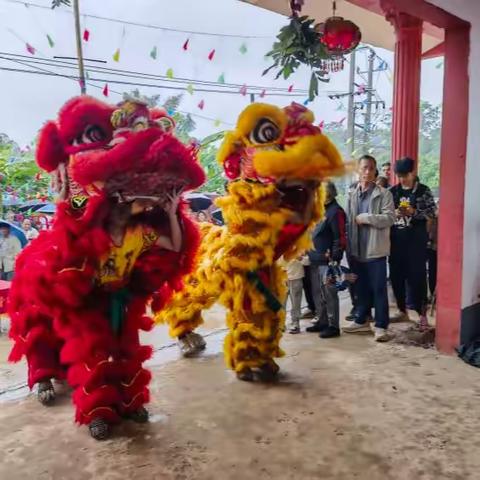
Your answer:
[344,155,395,341]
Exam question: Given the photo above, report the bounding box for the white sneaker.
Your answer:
[374,327,390,342]
[342,321,371,333]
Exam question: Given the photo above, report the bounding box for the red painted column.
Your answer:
[382,3,422,177]
[436,25,469,353]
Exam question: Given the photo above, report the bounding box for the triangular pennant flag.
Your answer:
[239,84,247,96]
[46,34,54,48]
[214,119,222,128]
[208,49,216,61]
[83,29,90,41]
[288,84,294,92]
[85,70,90,80]
[260,89,266,98]
[217,73,225,84]
[26,43,35,55]
[113,48,120,62]
[150,46,157,59]
[186,84,194,95]
[197,99,205,110]
[436,61,443,69]
[166,68,174,79]
[103,83,109,97]
[318,120,324,129]
[78,79,85,90]
[183,39,189,51]
[303,99,309,106]
[239,43,248,54]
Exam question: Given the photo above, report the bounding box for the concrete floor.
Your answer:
[0,300,479,480]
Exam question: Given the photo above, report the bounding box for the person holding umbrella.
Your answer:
[0,223,22,280]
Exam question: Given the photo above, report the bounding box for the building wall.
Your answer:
[428,0,480,312]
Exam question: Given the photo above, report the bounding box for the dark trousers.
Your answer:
[302,265,316,313]
[352,257,389,329]
[390,228,428,315]
[427,248,437,297]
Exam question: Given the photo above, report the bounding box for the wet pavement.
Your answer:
[1,299,480,479]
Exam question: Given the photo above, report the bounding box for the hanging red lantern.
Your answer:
[314,1,361,73]
[316,1,361,57]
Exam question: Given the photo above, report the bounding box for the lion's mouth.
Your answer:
[276,179,318,215]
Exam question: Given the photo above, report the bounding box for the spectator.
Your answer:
[279,255,308,334]
[343,155,395,342]
[426,204,438,302]
[389,157,436,329]
[376,176,389,189]
[306,181,347,339]
[196,210,209,222]
[22,218,40,242]
[381,162,392,187]
[0,224,22,281]
[5,210,19,226]
[301,258,316,319]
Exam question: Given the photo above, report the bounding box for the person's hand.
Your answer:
[356,215,368,225]
[405,206,416,216]
[165,192,181,216]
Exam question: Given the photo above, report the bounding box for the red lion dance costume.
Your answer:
[8,96,205,439]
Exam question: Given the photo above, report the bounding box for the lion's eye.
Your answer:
[72,125,106,146]
[132,116,149,132]
[155,117,175,132]
[249,118,280,144]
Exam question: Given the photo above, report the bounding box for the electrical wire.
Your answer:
[2,0,273,39]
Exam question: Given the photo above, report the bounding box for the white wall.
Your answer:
[427,0,480,308]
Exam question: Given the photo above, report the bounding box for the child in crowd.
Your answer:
[280,254,309,334]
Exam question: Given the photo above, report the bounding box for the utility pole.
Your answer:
[363,49,375,148]
[346,50,356,158]
[73,0,86,94]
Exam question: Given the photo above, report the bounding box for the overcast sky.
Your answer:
[0,0,443,146]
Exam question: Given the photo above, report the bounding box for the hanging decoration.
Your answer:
[83,29,90,41]
[263,0,361,100]
[260,89,266,98]
[217,73,225,84]
[112,26,126,63]
[208,49,216,61]
[186,84,195,95]
[103,83,109,97]
[198,99,205,110]
[166,68,174,79]
[288,84,294,92]
[113,48,120,62]
[150,45,158,59]
[239,85,247,96]
[315,1,361,72]
[239,43,248,55]
[46,34,54,48]
[214,119,222,128]
[26,43,36,55]
[183,39,190,51]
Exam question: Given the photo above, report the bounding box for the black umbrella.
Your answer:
[185,193,212,212]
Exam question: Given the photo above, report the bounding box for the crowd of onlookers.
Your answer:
[282,155,438,343]
[0,210,43,281]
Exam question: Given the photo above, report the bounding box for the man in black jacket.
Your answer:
[306,181,347,338]
[389,158,436,330]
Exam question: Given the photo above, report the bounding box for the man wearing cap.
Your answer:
[389,157,436,330]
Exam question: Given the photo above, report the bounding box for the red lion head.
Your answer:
[37,96,205,212]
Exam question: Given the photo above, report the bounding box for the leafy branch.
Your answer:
[263,15,331,100]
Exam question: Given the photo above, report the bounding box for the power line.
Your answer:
[0,51,313,94]
[3,0,273,39]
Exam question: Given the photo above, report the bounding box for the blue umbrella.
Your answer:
[36,203,56,214]
[0,221,27,248]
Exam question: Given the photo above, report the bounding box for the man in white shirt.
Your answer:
[22,219,40,242]
[0,224,22,281]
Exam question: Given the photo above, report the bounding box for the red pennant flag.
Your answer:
[208,49,216,61]
[318,121,325,129]
[260,89,266,98]
[197,99,205,110]
[78,79,85,91]
[26,43,35,55]
[183,39,189,51]
[83,29,90,41]
[288,84,294,92]
[35,173,42,181]
[239,84,247,96]
[103,83,109,97]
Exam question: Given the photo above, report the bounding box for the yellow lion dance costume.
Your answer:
[154,102,344,381]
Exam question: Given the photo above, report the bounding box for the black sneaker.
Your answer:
[319,326,340,338]
[306,322,327,333]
